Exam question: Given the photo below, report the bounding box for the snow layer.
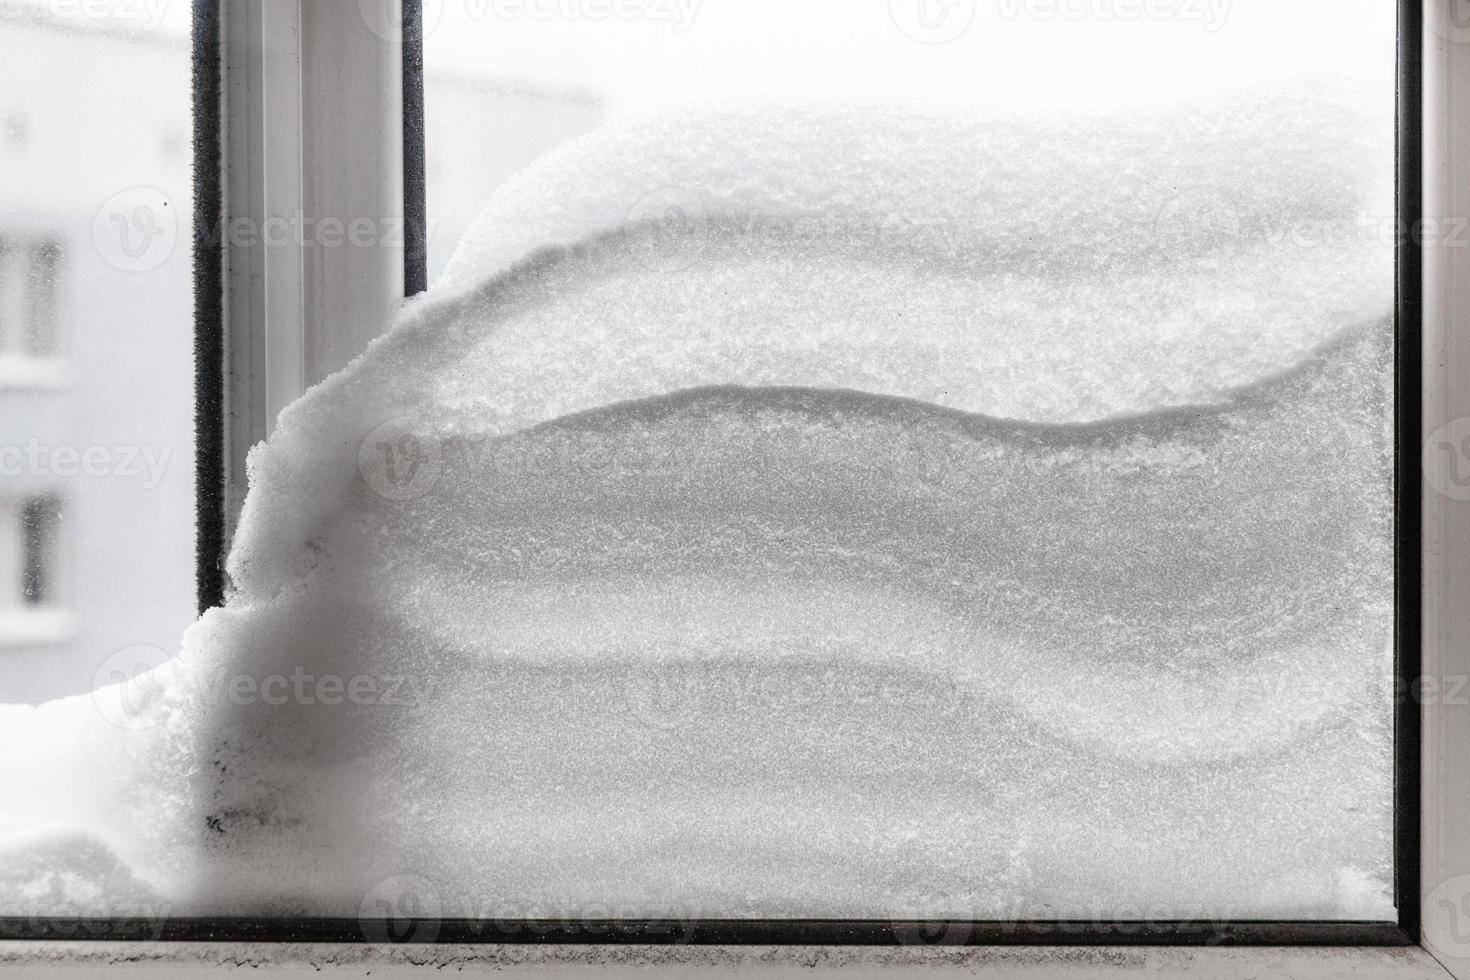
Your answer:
[1,86,1395,923]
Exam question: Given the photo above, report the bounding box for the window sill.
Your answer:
[0,357,66,391]
[0,942,1455,977]
[0,610,74,650]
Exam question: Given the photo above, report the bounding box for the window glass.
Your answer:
[0,0,1404,934]
[407,0,1399,925]
[423,0,1393,276]
[0,3,195,703]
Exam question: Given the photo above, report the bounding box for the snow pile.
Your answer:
[1,85,1395,923]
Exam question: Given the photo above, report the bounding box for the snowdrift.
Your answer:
[0,87,1396,922]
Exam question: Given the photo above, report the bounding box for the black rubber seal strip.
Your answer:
[1391,0,1424,944]
[192,0,225,613]
[403,0,428,297]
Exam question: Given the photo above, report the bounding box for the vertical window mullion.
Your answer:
[213,0,409,571]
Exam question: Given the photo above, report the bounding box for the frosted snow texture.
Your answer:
[0,87,1395,923]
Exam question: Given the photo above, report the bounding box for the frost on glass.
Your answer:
[1,79,1395,924]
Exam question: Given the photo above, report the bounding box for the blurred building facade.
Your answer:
[0,9,602,702]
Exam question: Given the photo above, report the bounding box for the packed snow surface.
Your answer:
[1,85,1395,924]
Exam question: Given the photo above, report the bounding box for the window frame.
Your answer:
[196,0,422,605]
[6,0,1463,972]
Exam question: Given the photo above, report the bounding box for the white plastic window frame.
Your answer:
[4,0,1459,974]
[1418,0,1470,974]
[218,0,407,542]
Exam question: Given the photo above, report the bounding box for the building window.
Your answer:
[0,493,66,645]
[2,110,26,152]
[0,236,63,384]
[19,494,61,607]
[159,128,184,164]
